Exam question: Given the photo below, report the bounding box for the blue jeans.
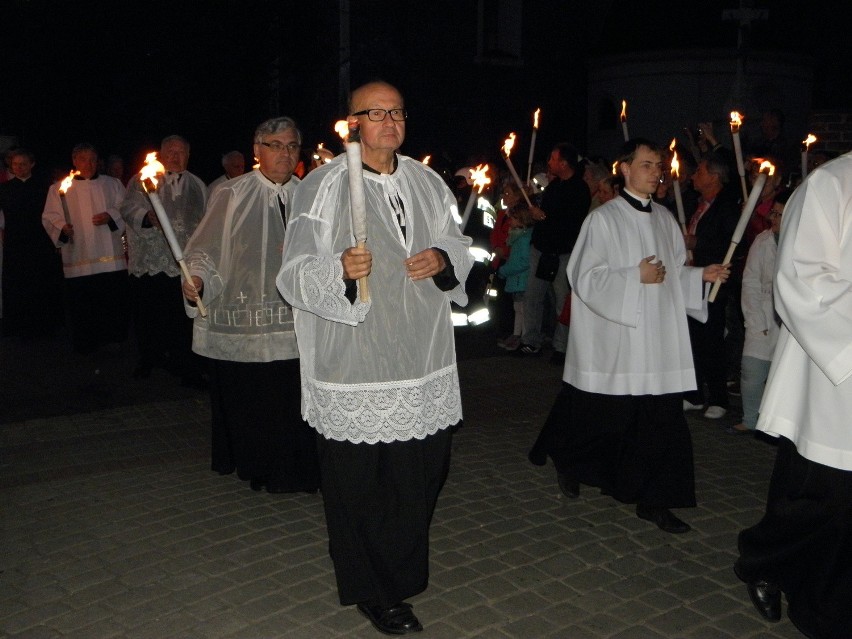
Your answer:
[740,355,771,429]
[522,246,570,351]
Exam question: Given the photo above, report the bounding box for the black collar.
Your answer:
[620,190,652,212]
[362,154,399,175]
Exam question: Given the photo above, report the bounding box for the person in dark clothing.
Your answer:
[0,149,63,338]
[519,143,590,359]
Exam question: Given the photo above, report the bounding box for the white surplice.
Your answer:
[276,154,472,444]
[565,196,708,396]
[757,151,852,471]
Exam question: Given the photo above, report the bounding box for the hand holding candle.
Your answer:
[501,133,533,208]
[139,152,207,317]
[335,119,370,302]
[708,161,774,302]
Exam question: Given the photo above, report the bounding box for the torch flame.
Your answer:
[139,152,165,186]
[533,108,541,129]
[802,133,817,149]
[59,170,80,194]
[620,100,627,122]
[669,139,680,178]
[422,155,431,165]
[470,164,491,194]
[759,160,776,176]
[334,120,350,141]
[502,132,517,157]
[730,111,743,131]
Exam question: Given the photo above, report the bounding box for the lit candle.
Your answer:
[708,160,775,302]
[460,164,491,232]
[57,170,79,242]
[526,108,540,185]
[668,140,686,230]
[620,100,629,142]
[335,119,369,302]
[421,154,431,165]
[729,111,749,201]
[801,133,817,179]
[139,152,207,317]
[501,133,533,208]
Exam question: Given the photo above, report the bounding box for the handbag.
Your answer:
[535,252,560,282]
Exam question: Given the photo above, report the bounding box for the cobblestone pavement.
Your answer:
[0,331,804,638]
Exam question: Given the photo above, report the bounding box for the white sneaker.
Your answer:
[683,400,703,411]
[704,406,727,419]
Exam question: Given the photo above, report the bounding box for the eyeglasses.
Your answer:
[259,141,301,154]
[351,108,407,122]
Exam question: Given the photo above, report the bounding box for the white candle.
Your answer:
[729,112,748,201]
[339,121,369,302]
[526,108,540,185]
[672,178,685,228]
[504,156,532,208]
[460,187,477,232]
[142,178,207,317]
[59,193,72,226]
[708,172,767,302]
[801,150,808,179]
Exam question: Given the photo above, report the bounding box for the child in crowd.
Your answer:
[497,191,533,351]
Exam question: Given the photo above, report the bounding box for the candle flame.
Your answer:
[252,158,260,170]
[669,139,680,178]
[422,155,431,165]
[470,164,491,193]
[759,160,776,176]
[730,111,743,131]
[612,161,618,175]
[620,100,627,122]
[58,170,80,194]
[802,133,817,149]
[502,132,517,157]
[334,120,350,140]
[139,152,165,186]
[533,108,541,129]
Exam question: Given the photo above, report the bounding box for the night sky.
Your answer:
[3,0,849,182]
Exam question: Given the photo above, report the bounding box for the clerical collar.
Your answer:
[73,173,99,180]
[620,188,652,212]
[362,154,399,175]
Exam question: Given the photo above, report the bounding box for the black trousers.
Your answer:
[685,294,729,407]
[318,427,453,607]
[207,357,319,491]
[530,383,696,509]
[64,270,129,354]
[735,438,852,638]
[130,273,193,374]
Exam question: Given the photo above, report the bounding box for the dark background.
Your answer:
[2,0,848,182]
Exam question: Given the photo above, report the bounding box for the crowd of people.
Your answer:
[1,91,849,637]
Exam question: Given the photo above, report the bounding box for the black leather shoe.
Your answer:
[357,602,423,635]
[557,471,579,498]
[747,580,781,622]
[636,504,691,534]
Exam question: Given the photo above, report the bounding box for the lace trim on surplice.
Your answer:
[300,255,369,324]
[303,364,462,444]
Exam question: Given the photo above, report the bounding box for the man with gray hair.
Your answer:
[208,150,246,195]
[182,116,319,494]
[121,134,207,381]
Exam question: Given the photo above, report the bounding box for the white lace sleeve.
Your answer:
[299,253,370,325]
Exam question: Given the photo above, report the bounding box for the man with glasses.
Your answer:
[121,135,207,382]
[278,81,472,635]
[182,116,319,495]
